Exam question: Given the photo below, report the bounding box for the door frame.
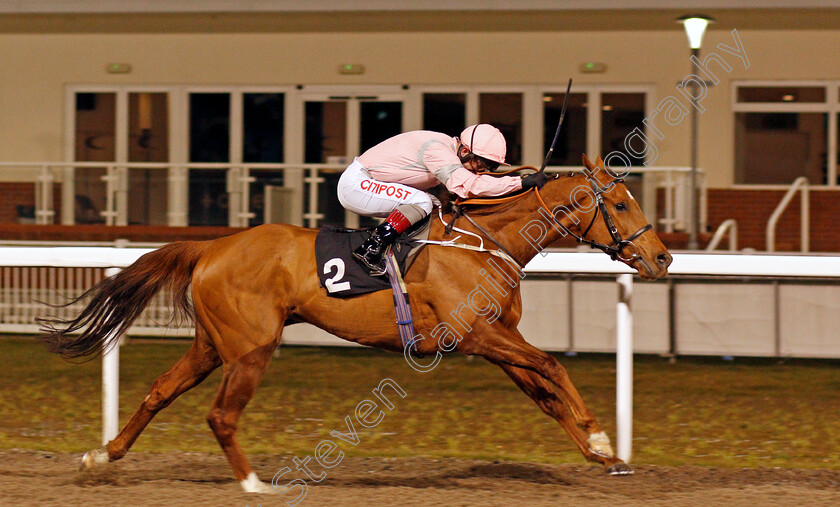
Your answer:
[292,84,408,162]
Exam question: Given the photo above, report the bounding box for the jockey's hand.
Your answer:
[521,171,549,191]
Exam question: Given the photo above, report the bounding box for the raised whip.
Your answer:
[539,77,573,173]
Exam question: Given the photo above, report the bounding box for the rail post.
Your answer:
[616,273,633,462]
[102,266,121,445]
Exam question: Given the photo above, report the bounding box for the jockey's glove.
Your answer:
[521,171,549,190]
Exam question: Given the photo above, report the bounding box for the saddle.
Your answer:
[314,215,431,298]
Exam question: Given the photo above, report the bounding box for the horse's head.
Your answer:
[544,154,672,279]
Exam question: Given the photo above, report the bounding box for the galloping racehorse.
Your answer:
[41,154,672,493]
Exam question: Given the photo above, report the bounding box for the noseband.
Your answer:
[535,177,653,262]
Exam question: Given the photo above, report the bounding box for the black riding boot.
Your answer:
[352,222,400,275]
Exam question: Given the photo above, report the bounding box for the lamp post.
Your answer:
[678,15,713,250]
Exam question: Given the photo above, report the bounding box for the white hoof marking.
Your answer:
[240,472,276,494]
[79,448,109,470]
[587,431,615,458]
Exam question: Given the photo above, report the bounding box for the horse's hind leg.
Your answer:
[206,341,276,493]
[80,327,221,468]
[498,363,631,475]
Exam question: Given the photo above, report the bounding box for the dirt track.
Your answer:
[2,451,838,506]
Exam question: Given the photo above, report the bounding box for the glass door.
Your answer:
[73,92,115,224]
[71,88,171,226]
[128,92,169,225]
[185,89,290,227]
[301,91,404,228]
[188,92,230,226]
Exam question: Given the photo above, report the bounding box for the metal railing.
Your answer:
[706,219,738,252]
[0,162,703,232]
[766,176,809,252]
[0,266,190,336]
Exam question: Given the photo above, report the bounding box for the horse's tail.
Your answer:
[38,241,210,360]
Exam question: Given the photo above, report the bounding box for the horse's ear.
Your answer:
[582,153,593,169]
[595,155,605,167]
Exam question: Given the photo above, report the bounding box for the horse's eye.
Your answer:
[615,202,628,212]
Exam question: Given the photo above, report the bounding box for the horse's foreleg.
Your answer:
[81,333,221,469]
[207,341,276,494]
[463,329,630,474]
[497,363,631,474]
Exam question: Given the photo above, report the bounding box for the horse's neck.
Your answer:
[454,179,585,266]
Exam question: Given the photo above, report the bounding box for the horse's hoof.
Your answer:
[606,462,634,476]
[241,472,276,494]
[79,447,109,471]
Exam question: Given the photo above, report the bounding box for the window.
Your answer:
[734,84,831,185]
[480,93,523,165]
[74,92,115,224]
[735,112,827,184]
[423,93,466,137]
[189,93,230,226]
[243,93,284,163]
[75,93,116,162]
[304,101,346,164]
[128,92,169,225]
[243,93,285,226]
[189,93,230,163]
[543,92,587,166]
[737,86,825,103]
[360,101,402,153]
[601,93,646,167]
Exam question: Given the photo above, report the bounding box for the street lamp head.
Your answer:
[678,14,714,49]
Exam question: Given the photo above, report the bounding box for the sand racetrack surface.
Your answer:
[2,451,838,507]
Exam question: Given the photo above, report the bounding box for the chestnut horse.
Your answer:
[40,154,671,493]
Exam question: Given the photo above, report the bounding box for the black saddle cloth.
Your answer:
[315,226,418,298]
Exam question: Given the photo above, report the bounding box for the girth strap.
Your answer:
[384,251,421,357]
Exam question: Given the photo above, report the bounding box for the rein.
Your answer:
[454,176,654,264]
[450,189,536,268]
[461,212,520,266]
[533,178,653,262]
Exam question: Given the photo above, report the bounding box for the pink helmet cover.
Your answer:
[460,124,510,166]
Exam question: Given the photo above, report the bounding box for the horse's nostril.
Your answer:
[657,252,673,268]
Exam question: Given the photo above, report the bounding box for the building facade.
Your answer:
[2,1,839,250]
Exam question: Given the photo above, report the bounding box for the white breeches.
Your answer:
[337,159,434,218]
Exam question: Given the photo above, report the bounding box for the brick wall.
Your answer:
[707,189,840,252]
[0,223,244,242]
[0,182,61,224]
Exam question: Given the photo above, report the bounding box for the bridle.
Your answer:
[533,176,653,262]
[453,174,654,266]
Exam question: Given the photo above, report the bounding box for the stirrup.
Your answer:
[352,250,387,276]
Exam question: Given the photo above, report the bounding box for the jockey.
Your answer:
[338,124,549,274]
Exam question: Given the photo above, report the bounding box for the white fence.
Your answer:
[522,253,840,359]
[3,247,840,463]
[4,247,840,357]
[0,162,703,233]
[0,247,193,337]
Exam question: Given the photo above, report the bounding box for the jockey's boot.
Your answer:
[352,222,398,275]
[353,209,413,276]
